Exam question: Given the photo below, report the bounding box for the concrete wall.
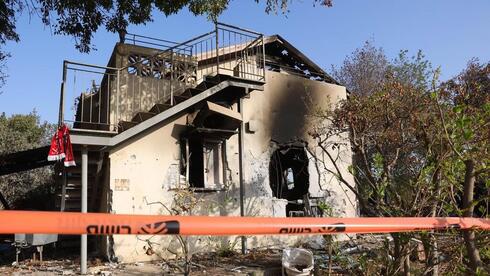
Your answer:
[108,44,197,125]
[106,70,357,262]
[242,71,356,209]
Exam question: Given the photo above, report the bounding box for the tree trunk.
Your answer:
[426,167,441,276]
[422,233,439,276]
[403,247,411,276]
[462,159,482,273]
[393,234,411,276]
[327,236,333,276]
[393,234,402,274]
[0,191,10,210]
[428,235,439,276]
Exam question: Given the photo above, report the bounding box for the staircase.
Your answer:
[53,22,267,256]
[60,73,257,213]
[117,74,229,133]
[55,152,102,212]
[54,150,106,251]
[64,22,266,135]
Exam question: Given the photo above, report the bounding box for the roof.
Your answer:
[197,34,340,85]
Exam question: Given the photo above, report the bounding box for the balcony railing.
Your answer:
[58,22,266,133]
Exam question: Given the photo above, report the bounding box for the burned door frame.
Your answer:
[181,101,241,191]
[181,136,227,191]
[269,143,310,217]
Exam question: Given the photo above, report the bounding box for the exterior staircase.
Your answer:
[61,72,261,214]
[117,74,234,133]
[65,22,266,137]
[59,22,268,219]
[55,150,107,251]
[56,21,267,222]
[55,151,103,212]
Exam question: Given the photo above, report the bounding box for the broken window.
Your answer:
[269,144,310,217]
[203,142,223,189]
[286,168,294,191]
[180,101,241,192]
[180,137,225,191]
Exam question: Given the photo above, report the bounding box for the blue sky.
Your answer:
[1,0,489,123]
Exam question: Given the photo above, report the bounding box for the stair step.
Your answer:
[66,182,80,188]
[59,187,93,196]
[63,183,96,190]
[55,196,98,206]
[55,200,82,210]
[196,80,217,91]
[66,176,95,184]
[55,197,96,205]
[131,112,156,123]
[63,186,95,192]
[64,185,95,191]
[174,95,190,104]
[72,154,99,165]
[178,89,193,98]
[66,173,97,179]
[60,192,92,199]
[149,103,172,114]
[118,121,138,132]
[207,73,236,83]
[166,95,190,105]
[186,87,204,96]
[65,163,97,171]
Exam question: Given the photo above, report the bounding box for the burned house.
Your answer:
[1,23,357,262]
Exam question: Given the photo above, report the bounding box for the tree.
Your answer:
[311,46,454,275]
[0,111,56,209]
[0,52,8,93]
[330,40,388,97]
[330,47,439,210]
[330,41,434,97]
[0,0,19,92]
[317,43,490,274]
[325,46,440,215]
[436,60,490,274]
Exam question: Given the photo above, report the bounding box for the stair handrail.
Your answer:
[58,22,266,130]
[118,30,215,72]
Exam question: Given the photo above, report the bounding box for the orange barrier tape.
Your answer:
[0,211,489,236]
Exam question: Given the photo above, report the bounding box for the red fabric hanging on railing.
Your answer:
[47,124,76,167]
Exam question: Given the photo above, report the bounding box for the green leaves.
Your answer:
[453,105,464,114]
[0,111,53,155]
[0,112,56,209]
[463,129,474,140]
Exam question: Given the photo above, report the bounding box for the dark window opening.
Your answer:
[179,103,240,192]
[180,137,224,191]
[269,145,310,217]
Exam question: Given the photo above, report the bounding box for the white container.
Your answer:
[282,248,314,276]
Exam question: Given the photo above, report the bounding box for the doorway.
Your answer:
[269,144,309,216]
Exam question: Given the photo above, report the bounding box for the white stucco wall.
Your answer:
[106,70,357,262]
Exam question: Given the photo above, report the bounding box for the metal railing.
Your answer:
[214,22,266,81]
[126,33,182,50]
[59,23,266,132]
[61,61,119,132]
